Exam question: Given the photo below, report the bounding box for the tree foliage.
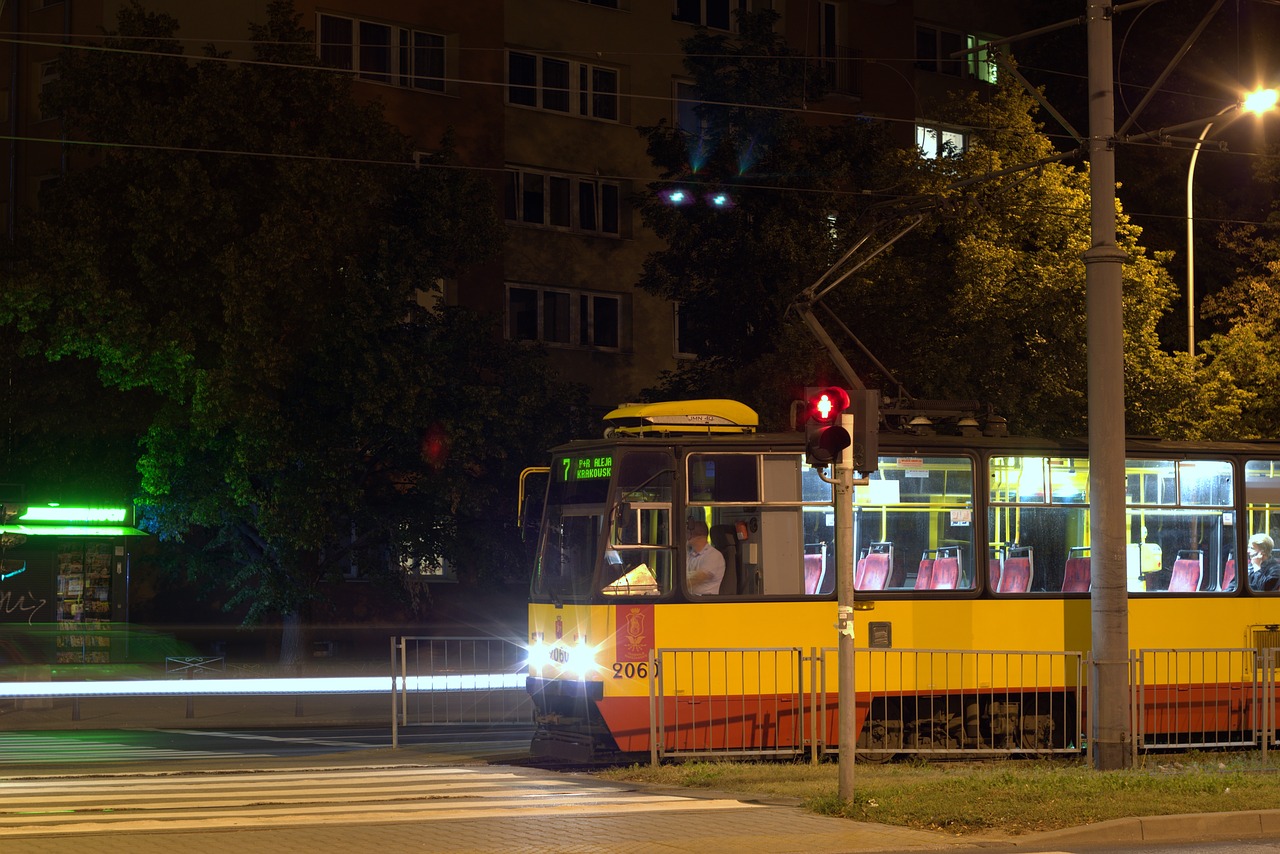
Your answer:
[637,11,1237,440]
[0,1,586,657]
[636,10,910,421]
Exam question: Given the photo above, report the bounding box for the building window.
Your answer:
[674,303,700,358]
[504,168,622,236]
[318,13,447,92]
[674,80,706,136]
[674,0,759,30]
[915,25,997,83]
[401,553,456,582]
[34,59,60,122]
[508,284,622,350]
[507,51,619,121]
[915,124,967,159]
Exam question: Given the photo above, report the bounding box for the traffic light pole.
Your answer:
[836,411,856,802]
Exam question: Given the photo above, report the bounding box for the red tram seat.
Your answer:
[855,553,891,591]
[998,547,1033,593]
[915,552,936,590]
[1062,548,1091,592]
[931,548,962,590]
[804,554,826,595]
[1222,554,1236,591]
[988,546,1004,592]
[1168,549,1203,592]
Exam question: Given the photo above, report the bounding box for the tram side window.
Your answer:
[854,455,976,591]
[988,455,1091,594]
[603,503,672,597]
[602,450,675,598]
[685,453,826,598]
[1127,459,1233,593]
[1242,459,1280,593]
[988,455,1235,594]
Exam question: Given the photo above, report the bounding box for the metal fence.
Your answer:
[646,645,1280,763]
[1132,646,1279,761]
[390,636,532,745]
[820,647,1085,761]
[647,647,807,764]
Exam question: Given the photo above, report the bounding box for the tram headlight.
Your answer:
[564,639,600,679]
[525,641,551,676]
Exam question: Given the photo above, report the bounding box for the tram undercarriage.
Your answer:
[855,693,1070,758]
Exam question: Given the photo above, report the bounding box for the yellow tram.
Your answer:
[524,400,1280,761]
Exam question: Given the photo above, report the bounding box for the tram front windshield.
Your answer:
[532,448,675,602]
[532,450,613,601]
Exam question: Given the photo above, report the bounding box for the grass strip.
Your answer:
[598,753,1280,836]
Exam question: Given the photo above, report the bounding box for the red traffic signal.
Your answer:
[806,387,850,425]
[803,387,851,467]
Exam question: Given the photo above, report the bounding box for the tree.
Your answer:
[0,1,586,664]
[1195,158,1280,440]
[636,9,910,422]
[638,10,1232,440]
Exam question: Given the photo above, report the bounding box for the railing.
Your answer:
[390,636,532,747]
[814,45,861,96]
[822,647,1085,760]
[1132,647,1279,760]
[648,647,806,764]
[643,645,1280,762]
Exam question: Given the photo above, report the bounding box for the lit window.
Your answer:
[915,24,998,84]
[915,124,967,159]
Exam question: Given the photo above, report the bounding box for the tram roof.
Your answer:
[554,424,1280,457]
[602,399,759,436]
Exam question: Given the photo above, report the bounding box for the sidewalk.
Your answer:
[4,691,1280,852]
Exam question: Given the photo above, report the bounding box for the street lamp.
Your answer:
[1185,88,1278,356]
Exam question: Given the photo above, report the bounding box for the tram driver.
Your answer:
[1248,533,1280,592]
[686,518,726,595]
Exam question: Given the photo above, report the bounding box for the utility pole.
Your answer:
[1084,0,1132,771]
[836,410,856,800]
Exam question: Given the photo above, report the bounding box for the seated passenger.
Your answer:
[686,519,725,595]
[1248,533,1280,592]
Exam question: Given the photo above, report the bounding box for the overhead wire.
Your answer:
[0,15,1273,229]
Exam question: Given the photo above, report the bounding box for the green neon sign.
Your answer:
[20,506,128,523]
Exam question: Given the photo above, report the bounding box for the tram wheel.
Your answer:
[855,721,901,763]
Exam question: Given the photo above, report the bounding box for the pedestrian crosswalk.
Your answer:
[0,765,755,836]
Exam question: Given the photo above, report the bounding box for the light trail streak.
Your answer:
[0,673,527,699]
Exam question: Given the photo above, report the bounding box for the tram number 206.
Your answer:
[612,661,658,679]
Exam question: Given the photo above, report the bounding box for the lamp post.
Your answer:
[1185,89,1278,356]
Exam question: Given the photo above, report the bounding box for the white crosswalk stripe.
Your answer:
[0,765,755,836]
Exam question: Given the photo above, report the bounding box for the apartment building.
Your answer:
[0,0,1016,411]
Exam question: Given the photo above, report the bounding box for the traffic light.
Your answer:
[851,388,880,474]
[803,386,851,467]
